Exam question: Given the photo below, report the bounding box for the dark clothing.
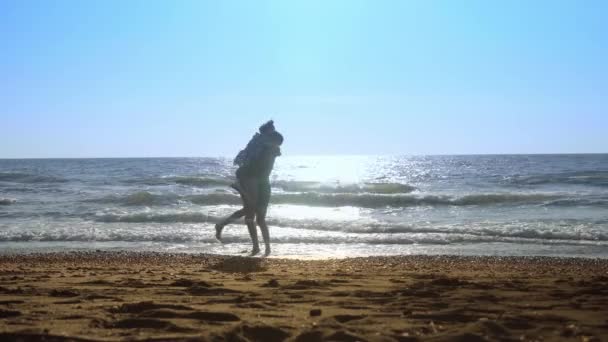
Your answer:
[230,178,270,216]
[236,145,280,180]
[256,180,271,217]
[235,144,278,213]
[216,136,281,256]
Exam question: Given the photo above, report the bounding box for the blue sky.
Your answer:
[1,0,606,157]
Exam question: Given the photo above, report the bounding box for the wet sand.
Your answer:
[0,252,607,341]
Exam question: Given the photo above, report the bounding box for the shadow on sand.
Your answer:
[210,256,267,274]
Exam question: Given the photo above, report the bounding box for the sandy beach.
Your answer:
[0,252,607,341]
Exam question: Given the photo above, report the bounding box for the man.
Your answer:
[216,129,283,256]
[233,120,276,168]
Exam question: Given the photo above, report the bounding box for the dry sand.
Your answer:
[0,252,607,341]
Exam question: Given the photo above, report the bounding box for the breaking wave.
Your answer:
[3,221,607,244]
[85,211,608,243]
[0,172,67,183]
[272,181,415,194]
[87,191,603,208]
[87,191,180,206]
[124,176,416,194]
[508,171,608,187]
[0,198,16,205]
[94,212,218,223]
[126,176,233,187]
[270,192,564,208]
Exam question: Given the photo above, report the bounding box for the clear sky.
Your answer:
[1,0,606,158]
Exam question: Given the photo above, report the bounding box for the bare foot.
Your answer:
[215,223,223,242]
[264,246,271,257]
[249,247,260,256]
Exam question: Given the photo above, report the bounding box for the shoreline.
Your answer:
[1,242,607,260]
[3,250,608,261]
[1,252,607,341]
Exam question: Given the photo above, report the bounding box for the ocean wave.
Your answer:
[88,191,180,206]
[0,211,79,219]
[89,191,589,208]
[270,192,562,208]
[121,191,178,206]
[187,193,243,206]
[124,175,416,194]
[270,219,608,242]
[94,212,217,223]
[0,172,67,184]
[0,187,38,193]
[1,226,606,245]
[544,198,608,208]
[508,171,608,187]
[126,176,233,187]
[88,191,240,206]
[272,181,416,194]
[173,176,233,187]
[0,198,16,205]
[0,234,428,244]
[88,212,608,243]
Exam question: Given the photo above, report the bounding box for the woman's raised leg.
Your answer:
[215,208,246,241]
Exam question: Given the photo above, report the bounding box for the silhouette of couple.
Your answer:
[215,120,283,256]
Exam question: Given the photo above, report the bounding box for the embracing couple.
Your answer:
[215,120,284,256]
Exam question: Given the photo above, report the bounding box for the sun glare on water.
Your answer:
[275,155,384,184]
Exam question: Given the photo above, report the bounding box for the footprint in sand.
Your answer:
[333,314,367,323]
[82,294,118,301]
[261,279,280,287]
[283,280,328,290]
[170,278,215,287]
[187,285,241,296]
[137,309,240,322]
[111,318,193,332]
[49,289,80,297]
[0,309,21,318]
[184,311,241,322]
[54,299,82,305]
[231,324,291,342]
[294,330,324,342]
[326,330,368,342]
[109,301,193,313]
[409,309,477,323]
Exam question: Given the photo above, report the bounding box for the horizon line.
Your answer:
[1,152,607,160]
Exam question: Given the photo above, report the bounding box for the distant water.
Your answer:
[1,155,607,258]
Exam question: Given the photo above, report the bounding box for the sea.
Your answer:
[1,155,607,258]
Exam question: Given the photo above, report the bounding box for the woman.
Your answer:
[216,130,283,256]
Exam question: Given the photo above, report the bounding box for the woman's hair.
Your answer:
[269,131,283,145]
[259,120,275,134]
